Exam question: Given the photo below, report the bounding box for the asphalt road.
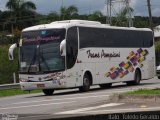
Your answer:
[0,77,160,120]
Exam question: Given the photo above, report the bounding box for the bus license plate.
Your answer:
[37,84,45,88]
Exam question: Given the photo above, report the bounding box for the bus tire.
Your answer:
[126,69,141,86]
[99,83,112,89]
[79,74,91,92]
[42,89,54,96]
[158,76,160,79]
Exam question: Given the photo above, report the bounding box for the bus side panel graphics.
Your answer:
[105,48,148,80]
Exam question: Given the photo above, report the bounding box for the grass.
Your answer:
[125,89,160,95]
[0,89,41,97]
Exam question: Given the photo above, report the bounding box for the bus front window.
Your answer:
[20,29,66,73]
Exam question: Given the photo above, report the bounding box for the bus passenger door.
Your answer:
[65,27,81,87]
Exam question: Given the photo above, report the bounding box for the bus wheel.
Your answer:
[79,74,91,92]
[133,69,141,85]
[99,83,112,89]
[158,76,160,79]
[42,89,54,96]
[126,69,141,86]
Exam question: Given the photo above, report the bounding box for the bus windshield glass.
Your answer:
[20,29,66,73]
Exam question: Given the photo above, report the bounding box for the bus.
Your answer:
[9,20,155,95]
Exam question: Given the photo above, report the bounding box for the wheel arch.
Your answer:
[82,70,93,85]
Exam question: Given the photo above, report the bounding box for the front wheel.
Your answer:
[42,89,54,96]
[79,74,91,92]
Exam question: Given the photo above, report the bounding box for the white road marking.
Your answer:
[0,101,76,110]
[9,94,109,106]
[56,103,124,114]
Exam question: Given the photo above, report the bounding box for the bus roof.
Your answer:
[22,20,152,32]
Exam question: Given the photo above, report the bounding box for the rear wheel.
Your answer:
[79,74,91,92]
[126,69,141,86]
[99,83,112,89]
[158,76,160,79]
[42,89,54,96]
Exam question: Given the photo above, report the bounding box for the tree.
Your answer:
[47,12,59,22]
[60,7,67,20]
[60,5,78,20]
[5,0,37,32]
[114,7,134,27]
[67,5,78,19]
[88,11,103,21]
[6,0,36,11]
[0,11,13,32]
[133,16,149,28]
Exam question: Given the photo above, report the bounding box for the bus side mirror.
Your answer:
[9,43,18,61]
[60,39,66,56]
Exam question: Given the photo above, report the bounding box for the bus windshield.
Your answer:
[20,29,66,73]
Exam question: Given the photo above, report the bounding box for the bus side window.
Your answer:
[66,27,78,69]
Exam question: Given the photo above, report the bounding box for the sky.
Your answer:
[0,0,160,16]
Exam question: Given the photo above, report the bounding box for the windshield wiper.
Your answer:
[40,54,50,71]
[27,47,37,73]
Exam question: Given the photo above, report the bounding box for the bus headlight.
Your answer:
[20,79,29,82]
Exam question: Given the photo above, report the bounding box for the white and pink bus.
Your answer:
[9,20,155,95]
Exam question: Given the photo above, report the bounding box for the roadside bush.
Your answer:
[0,34,19,45]
[0,45,18,84]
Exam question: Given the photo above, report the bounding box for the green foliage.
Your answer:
[155,41,160,52]
[6,0,36,13]
[60,5,78,20]
[88,11,103,21]
[125,89,160,95]
[0,45,18,84]
[134,16,149,28]
[0,0,37,33]
[1,1,160,32]
[0,89,41,97]
[0,34,19,45]
[112,7,134,27]
[47,12,59,22]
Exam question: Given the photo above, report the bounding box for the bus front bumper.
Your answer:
[20,80,66,90]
